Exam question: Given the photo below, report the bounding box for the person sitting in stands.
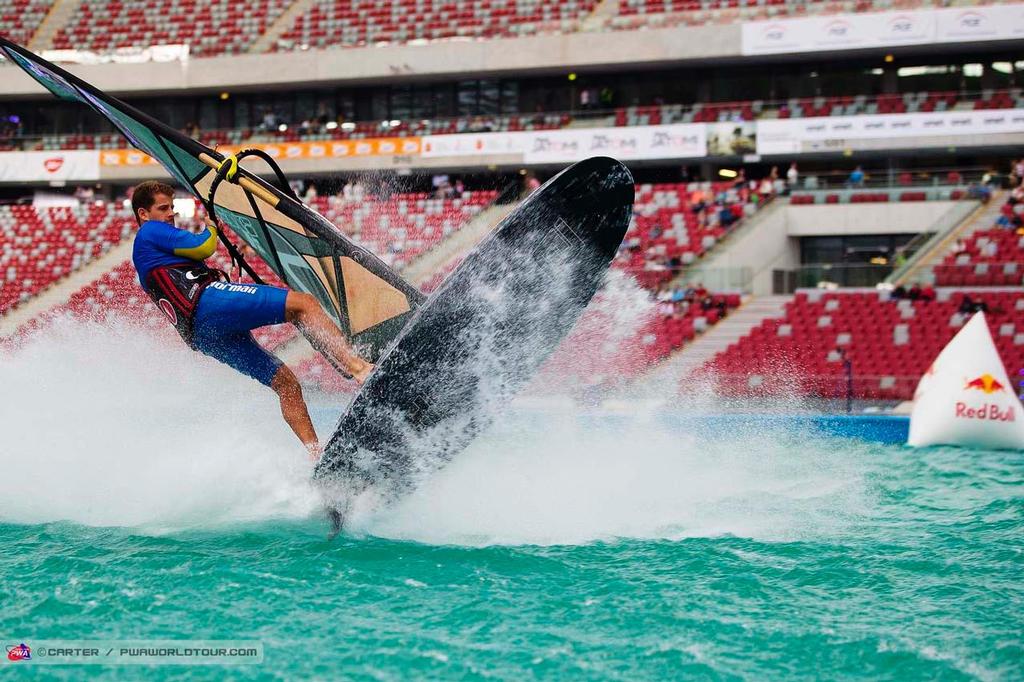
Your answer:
[848,166,865,187]
[891,285,907,300]
[958,295,989,315]
[919,284,935,302]
[908,283,922,301]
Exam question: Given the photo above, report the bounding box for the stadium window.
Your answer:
[500,81,519,115]
[295,92,316,125]
[456,80,479,117]
[390,85,413,122]
[432,83,455,119]
[234,98,250,130]
[370,89,389,122]
[411,85,434,119]
[479,80,499,116]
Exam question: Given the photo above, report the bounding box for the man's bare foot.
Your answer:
[353,362,374,385]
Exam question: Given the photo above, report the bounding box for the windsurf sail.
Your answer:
[0,37,425,361]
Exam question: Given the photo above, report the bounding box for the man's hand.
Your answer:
[305,441,322,463]
[353,362,374,385]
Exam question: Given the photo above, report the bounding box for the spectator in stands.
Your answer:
[771,167,786,196]
[920,284,936,302]
[1010,159,1023,186]
[525,174,541,196]
[893,248,908,270]
[257,110,277,133]
[690,189,706,215]
[718,203,737,228]
[958,294,988,315]
[907,283,922,301]
[891,284,907,300]
[967,182,992,202]
[847,166,865,187]
[786,163,799,193]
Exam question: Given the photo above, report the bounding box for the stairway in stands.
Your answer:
[898,190,1006,286]
[637,294,790,390]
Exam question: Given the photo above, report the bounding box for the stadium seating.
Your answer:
[617,181,762,289]
[306,188,498,270]
[934,190,1024,286]
[274,0,600,51]
[0,0,53,47]
[52,0,293,57]
[0,201,136,314]
[704,289,1024,400]
[934,229,1024,287]
[540,289,742,387]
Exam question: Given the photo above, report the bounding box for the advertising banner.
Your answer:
[99,137,423,167]
[422,123,707,163]
[0,150,100,182]
[707,121,757,156]
[756,108,1024,155]
[742,4,1024,55]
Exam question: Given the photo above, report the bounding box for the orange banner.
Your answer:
[100,136,423,167]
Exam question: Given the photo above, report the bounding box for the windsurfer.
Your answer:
[130,180,372,460]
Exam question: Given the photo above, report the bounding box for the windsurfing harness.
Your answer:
[144,263,226,346]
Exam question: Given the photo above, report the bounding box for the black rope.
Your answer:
[202,147,299,285]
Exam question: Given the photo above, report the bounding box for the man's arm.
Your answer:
[144,220,218,261]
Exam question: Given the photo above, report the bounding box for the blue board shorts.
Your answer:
[192,282,289,387]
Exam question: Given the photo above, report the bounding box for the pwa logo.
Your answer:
[6,643,31,661]
[964,373,1004,394]
[762,23,786,41]
[823,19,852,37]
[957,11,985,29]
[888,15,915,33]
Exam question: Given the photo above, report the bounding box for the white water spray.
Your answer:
[0,317,321,529]
[0,314,871,545]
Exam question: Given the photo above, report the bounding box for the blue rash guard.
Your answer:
[132,219,219,287]
[132,220,290,388]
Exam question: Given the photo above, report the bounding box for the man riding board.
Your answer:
[130,180,372,460]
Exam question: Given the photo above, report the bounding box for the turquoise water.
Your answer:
[3,322,1023,679]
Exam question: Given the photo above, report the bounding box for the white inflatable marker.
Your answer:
[908,312,1024,450]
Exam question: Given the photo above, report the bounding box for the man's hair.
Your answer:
[131,180,175,225]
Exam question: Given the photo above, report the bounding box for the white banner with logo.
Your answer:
[742,4,1024,55]
[0,150,101,182]
[756,108,1024,155]
[422,123,707,163]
